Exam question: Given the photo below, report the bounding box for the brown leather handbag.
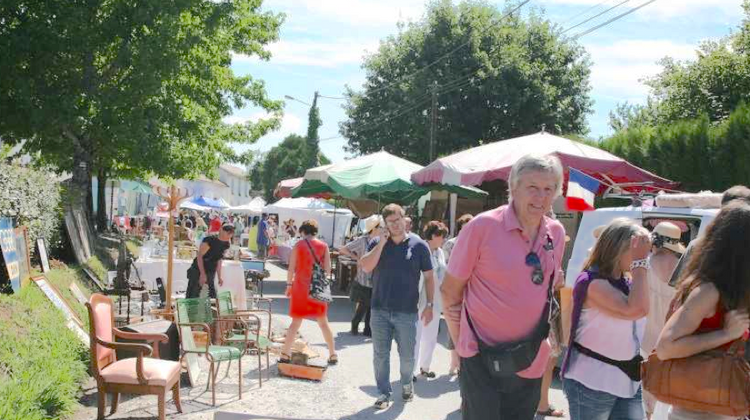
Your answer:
[641,282,750,416]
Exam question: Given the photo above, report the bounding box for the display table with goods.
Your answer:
[132,244,248,310]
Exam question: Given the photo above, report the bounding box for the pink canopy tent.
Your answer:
[411,132,677,192]
[273,177,331,199]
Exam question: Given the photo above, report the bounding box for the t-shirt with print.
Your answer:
[190,235,230,273]
[447,204,565,379]
[344,236,373,288]
[369,233,433,314]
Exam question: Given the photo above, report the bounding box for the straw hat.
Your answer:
[364,215,383,233]
[652,222,686,254]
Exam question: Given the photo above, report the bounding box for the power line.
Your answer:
[320,0,659,144]
[571,0,658,39]
[562,0,631,34]
[559,0,613,26]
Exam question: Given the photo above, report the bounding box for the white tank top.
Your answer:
[642,256,677,356]
[564,304,646,398]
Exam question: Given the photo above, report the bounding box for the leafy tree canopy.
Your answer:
[341,0,592,165]
[0,0,284,193]
[249,134,330,202]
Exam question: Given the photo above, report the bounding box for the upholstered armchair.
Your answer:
[86,294,182,420]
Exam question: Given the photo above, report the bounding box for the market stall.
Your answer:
[262,197,353,249]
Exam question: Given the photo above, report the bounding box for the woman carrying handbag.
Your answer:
[279,219,339,365]
[653,202,750,420]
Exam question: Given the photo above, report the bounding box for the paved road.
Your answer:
[74,262,570,420]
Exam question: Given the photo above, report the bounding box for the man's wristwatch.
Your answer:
[426,302,434,308]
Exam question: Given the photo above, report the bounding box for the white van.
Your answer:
[565,198,720,287]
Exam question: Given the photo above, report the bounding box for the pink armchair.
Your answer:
[86,294,182,420]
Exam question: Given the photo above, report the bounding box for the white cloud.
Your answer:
[541,0,741,19]
[233,39,379,68]
[585,39,698,97]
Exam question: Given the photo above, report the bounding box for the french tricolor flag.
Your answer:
[566,168,601,211]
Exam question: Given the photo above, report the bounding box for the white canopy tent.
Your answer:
[228,197,266,215]
[179,200,210,212]
[263,198,353,248]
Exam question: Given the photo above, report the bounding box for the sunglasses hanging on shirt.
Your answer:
[526,236,555,285]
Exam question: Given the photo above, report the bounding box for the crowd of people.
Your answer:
[276,153,750,420]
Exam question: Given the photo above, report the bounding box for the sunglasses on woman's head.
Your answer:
[525,252,544,285]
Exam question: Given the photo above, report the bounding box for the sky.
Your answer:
[227,0,745,164]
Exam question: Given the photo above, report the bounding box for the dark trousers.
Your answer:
[351,302,371,334]
[185,266,217,299]
[460,354,542,420]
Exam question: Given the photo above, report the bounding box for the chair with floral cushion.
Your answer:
[86,293,182,420]
[215,290,273,387]
[175,297,250,405]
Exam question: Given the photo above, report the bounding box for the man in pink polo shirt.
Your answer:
[441,154,566,420]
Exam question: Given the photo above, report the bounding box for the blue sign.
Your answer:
[0,218,20,292]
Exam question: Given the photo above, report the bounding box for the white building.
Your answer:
[217,164,251,206]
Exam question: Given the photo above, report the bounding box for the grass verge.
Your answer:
[0,286,89,420]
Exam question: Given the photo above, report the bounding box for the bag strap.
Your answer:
[466,234,556,345]
[303,238,322,266]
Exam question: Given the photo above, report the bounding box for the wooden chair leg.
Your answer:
[110,393,119,415]
[158,391,166,420]
[173,382,183,413]
[97,386,106,420]
[238,356,242,400]
[211,362,216,406]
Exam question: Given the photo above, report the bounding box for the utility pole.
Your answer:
[429,82,438,162]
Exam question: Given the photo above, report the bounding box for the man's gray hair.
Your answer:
[508,154,564,198]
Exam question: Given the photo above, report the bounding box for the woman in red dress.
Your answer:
[279,219,338,365]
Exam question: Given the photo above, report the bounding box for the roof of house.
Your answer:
[220,164,246,177]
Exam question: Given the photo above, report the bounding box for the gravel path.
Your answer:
[73,262,569,420]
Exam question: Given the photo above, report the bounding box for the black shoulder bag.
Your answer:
[465,235,557,378]
[303,239,332,303]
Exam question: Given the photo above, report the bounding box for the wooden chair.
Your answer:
[175,297,249,405]
[86,294,182,420]
[215,291,273,387]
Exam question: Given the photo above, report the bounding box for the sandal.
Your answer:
[328,354,339,365]
[279,353,291,364]
[536,407,565,418]
[419,368,436,378]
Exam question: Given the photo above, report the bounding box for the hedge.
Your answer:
[0,285,88,420]
[0,162,63,252]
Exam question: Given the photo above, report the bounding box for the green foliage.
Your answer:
[250,134,330,201]
[0,286,89,420]
[0,0,285,191]
[613,1,750,129]
[43,266,95,327]
[600,103,750,192]
[306,95,323,168]
[0,162,63,252]
[341,0,592,165]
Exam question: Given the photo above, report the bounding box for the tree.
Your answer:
[0,1,284,227]
[306,92,322,168]
[340,0,592,165]
[249,134,330,201]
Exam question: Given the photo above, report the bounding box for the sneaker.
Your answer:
[402,384,414,402]
[362,328,372,337]
[373,394,390,410]
[420,368,436,379]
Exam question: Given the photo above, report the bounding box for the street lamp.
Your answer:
[284,95,312,107]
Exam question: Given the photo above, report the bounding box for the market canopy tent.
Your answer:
[274,177,333,199]
[292,151,487,204]
[179,200,209,212]
[263,198,353,248]
[191,195,230,209]
[411,131,677,191]
[228,197,266,215]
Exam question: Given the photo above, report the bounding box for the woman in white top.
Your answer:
[414,220,449,379]
[641,222,684,418]
[562,218,652,420]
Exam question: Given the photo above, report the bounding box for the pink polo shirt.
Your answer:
[447,204,565,379]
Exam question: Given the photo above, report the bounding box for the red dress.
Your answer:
[290,238,328,318]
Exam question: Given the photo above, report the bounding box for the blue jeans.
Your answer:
[563,378,644,420]
[371,309,417,396]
